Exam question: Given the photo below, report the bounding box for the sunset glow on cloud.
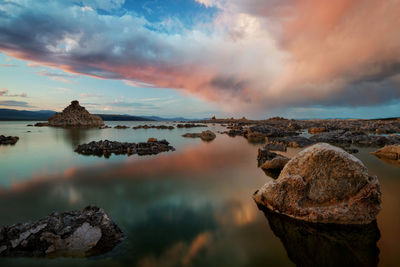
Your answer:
[0,0,400,118]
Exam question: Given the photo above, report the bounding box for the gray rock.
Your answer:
[0,206,124,257]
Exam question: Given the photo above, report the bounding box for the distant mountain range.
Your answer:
[0,108,196,121]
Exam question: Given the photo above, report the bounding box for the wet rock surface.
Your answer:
[182,133,202,138]
[0,135,19,145]
[75,139,175,157]
[200,130,216,141]
[0,206,124,257]
[48,101,104,127]
[254,143,381,224]
[262,208,380,267]
[114,125,129,129]
[34,122,49,127]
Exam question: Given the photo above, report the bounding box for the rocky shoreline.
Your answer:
[0,206,124,257]
[75,138,175,157]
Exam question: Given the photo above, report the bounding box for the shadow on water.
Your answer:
[261,208,380,267]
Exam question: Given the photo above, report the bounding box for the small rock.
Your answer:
[200,130,216,141]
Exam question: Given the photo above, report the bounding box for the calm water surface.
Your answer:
[0,121,399,266]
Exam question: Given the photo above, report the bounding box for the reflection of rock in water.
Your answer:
[261,208,380,267]
[64,129,89,148]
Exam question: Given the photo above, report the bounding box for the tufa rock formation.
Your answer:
[48,100,104,127]
[0,135,19,145]
[0,206,124,257]
[254,143,381,224]
[200,130,216,141]
[371,145,400,161]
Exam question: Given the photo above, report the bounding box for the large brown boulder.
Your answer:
[48,100,104,127]
[253,143,381,224]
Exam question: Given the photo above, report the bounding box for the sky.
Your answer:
[0,0,400,119]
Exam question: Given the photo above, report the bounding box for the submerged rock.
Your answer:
[0,135,19,145]
[133,125,174,130]
[200,130,216,141]
[182,133,202,138]
[75,139,175,157]
[114,125,129,129]
[262,208,380,267]
[48,100,104,127]
[0,206,124,257]
[254,143,381,224]
[34,122,49,127]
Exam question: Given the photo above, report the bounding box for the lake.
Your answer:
[0,121,399,266]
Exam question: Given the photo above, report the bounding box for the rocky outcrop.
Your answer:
[371,145,400,160]
[262,208,380,267]
[0,135,19,145]
[75,139,175,157]
[34,122,49,127]
[200,130,216,141]
[254,143,381,224]
[0,206,124,257]
[48,100,104,127]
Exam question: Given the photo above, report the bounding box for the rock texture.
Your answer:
[0,206,124,257]
[182,133,202,138]
[0,135,19,145]
[371,145,400,160]
[75,139,175,157]
[254,143,381,224]
[200,130,216,141]
[48,100,104,127]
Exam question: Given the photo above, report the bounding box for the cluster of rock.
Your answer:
[254,143,382,224]
[133,125,175,130]
[114,125,130,129]
[257,147,290,178]
[0,135,19,145]
[176,123,207,128]
[48,101,104,127]
[182,130,216,141]
[0,206,124,257]
[75,138,175,157]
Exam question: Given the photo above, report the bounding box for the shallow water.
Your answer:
[0,122,399,266]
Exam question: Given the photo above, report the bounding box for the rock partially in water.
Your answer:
[263,143,287,152]
[0,206,124,257]
[182,133,202,138]
[260,156,290,172]
[133,125,174,130]
[246,131,266,143]
[75,139,175,157]
[262,208,380,267]
[0,135,19,145]
[268,136,314,148]
[48,100,104,127]
[176,123,207,128]
[114,125,129,129]
[34,122,49,127]
[254,143,381,224]
[200,130,216,141]
[371,145,400,160]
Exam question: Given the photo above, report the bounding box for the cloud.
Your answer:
[35,69,78,83]
[0,0,400,113]
[0,88,27,97]
[0,63,16,67]
[0,100,33,107]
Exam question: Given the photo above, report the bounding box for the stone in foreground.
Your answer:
[0,206,124,257]
[0,135,19,145]
[253,143,381,224]
[48,100,104,127]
